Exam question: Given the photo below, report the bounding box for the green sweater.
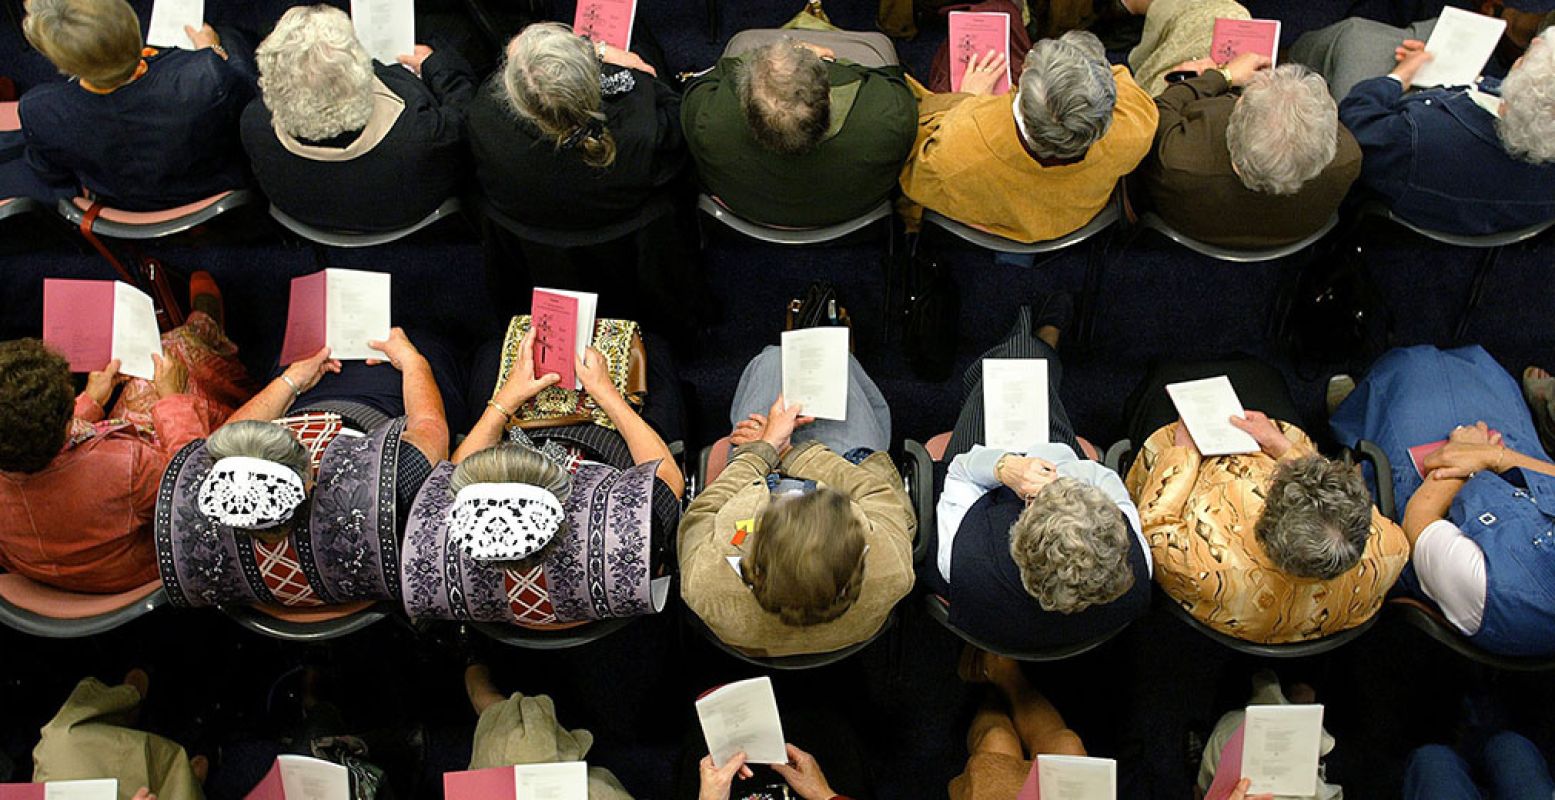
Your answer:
[682,58,918,228]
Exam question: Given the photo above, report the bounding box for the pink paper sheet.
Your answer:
[1210,18,1280,63]
[573,0,636,51]
[948,11,1012,95]
[443,767,516,800]
[280,271,329,365]
[531,289,579,390]
[42,279,115,373]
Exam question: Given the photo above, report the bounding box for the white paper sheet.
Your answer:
[695,676,787,766]
[111,281,163,381]
[323,268,391,361]
[983,359,1048,450]
[1036,755,1116,800]
[514,762,588,800]
[1242,704,1324,797]
[1165,376,1260,457]
[277,755,350,800]
[146,0,204,49]
[1414,7,1507,88]
[43,781,118,800]
[780,327,849,421]
[350,0,415,65]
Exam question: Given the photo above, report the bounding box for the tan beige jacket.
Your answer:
[678,440,916,657]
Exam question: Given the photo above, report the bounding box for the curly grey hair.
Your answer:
[1015,31,1117,160]
[450,444,572,567]
[1255,455,1373,580]
[1009,477,1135,614]
[256,5,376,142]
[1227,64,1340,195]
[1497,32,1555,165]
[735,39,831,156]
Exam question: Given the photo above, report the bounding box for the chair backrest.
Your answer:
[1345,439,1396,519]
[900,439,934,565]
[0,196,42,222]
[685,605,894,670]
[471,617,636,650]
[699,436,734,488]
[485,193,674,249]
[1359,201,1555,248]
[0,100,18,132]
[220,600,388,641]
[1160,588,1377,657]
[923,593,1130,662]
[1387,597,1555,671]
[57,190,256,240]
[269,196,461,248]
[696,194,893,246]
[0,575,166,638]
[1138,211,1340,264]
[921,184,1122,255]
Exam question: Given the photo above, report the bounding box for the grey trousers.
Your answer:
[729,345,892,455]
[1287,16,1438,101]
[721,28,901,68]
[944,306,1080,461]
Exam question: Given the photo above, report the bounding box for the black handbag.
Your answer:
[786,281,851,331]
[901,251,960,381]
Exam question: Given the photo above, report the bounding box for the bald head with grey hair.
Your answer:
[1255,454,1373,580]
[1497,32,1555,165]
[256,4,376,142]
[1226,64,1341,196]
[1009,477,1135,614]
[735,39,831,156]
[1014,31,1117,161]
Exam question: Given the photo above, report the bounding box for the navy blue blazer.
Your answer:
[1340,76,1555,236]
[19,47,255,211]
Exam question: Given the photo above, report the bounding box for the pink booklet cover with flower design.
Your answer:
[1210,18,1281,64]
[949,11,1012,95]
[573,0,636,51]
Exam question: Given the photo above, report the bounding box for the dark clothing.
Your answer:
[1126,358,1302,456]
[681,57,917,227]
[944,306,1080,461]
[1340,76,1555,236]
[1140,72,1362,250]
[285,327,470,434]
[18,47,255,210]
[467,66,684,229]
[241,53,475,232]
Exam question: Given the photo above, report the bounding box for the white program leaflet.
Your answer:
[1036,755,1116,800]
[695,676,787,766]
[514,762,588,800]
[146,0,204,49]
[1414,7,1507,88]
[983,359,1048,450]
[323,268,391,361]
[351,0,415,65]
[111,281,162,381]
[1242,705,1324,797]
[43,781,118,800]
[780,327,849,421]
[277,755,350,800]
[1165,376,1260,457]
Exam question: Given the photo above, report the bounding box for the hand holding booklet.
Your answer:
[1017,755,1116,800]
[146,0,204,49]
[43,279,163,380]
[245,755,349,800]
[781,327,850,421]
[1166,376,1260,457]
[1241,704,1324,796]
[1413,6,1506,88]
[444,762,588,800]
[531,288,598,391]
[0,780,118,800]
[695,676,787,766]
[983,359,1049,451]
[280,268,391,364]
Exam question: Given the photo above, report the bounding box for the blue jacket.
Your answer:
[1340,77,1555,236]
[19,47,255,211]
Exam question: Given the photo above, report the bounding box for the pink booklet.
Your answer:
[444,763,587,800]
[0,780,117,800]
[279,268,391,365]
[244,755,348,800]
[530,288,597,391]
[43,278,162,380]
[1210,18,1281,64]
[573,0,636,51]
[948,11,1012,95]
[1410,431,1500,477]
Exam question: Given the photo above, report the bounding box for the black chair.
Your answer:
[484,193,675,249]
[685,606,896,671]
[0,575,167,638]
[899,439,934,565]
[1388,597,1555,672]
[0,196,41,224]
[921,594,1131,662]
[472,617,637,650]
[1345,439,1397,519]
[220,601,390,642]
[269,197,462,249]
[1159,588,1379,658]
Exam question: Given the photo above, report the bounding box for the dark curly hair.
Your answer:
[0,339,77,473]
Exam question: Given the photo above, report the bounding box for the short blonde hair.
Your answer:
[744,488,867,626]
[451,445,572,569]
[24,0,143,88]
[256,5,376,141]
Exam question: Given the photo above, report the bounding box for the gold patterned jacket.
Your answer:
[1124,421,1410,643]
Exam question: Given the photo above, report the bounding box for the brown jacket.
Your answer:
[678,440,916,657]
[1138,71,1363,250]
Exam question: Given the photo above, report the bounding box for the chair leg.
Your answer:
[706,0,719,42]
[1455,246,1503,342]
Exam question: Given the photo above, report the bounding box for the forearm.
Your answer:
[1503,449,1555,478]
[1403,477,1465,544]
[452,404,508,464]
[227,375,300,422]
[399,356,450,461]
[598,392,683,497]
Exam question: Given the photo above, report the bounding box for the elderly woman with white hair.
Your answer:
[931,298,1150,654]
[1137,55,1362,250]
[899,31,1157,244]
[241,4,475,233]
[1290,19,1555,235]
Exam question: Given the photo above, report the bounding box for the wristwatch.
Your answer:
[1214,65,1234,85]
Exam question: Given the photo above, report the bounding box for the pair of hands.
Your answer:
[1173,410,1293,459]
[997,454,1060,501]
[83,355,189,407]
[1169,51,1273,87]
[272,327,424,399]
[492,329,620,413]
[1389,38,1435,89]
[1422,420,1511,481]
[729,395,815,455]
[699,744,835,800]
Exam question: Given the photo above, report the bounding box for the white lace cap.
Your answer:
[446,483,565,562]
[198,456,308,530]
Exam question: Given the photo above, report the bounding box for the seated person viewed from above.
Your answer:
[0,282,251,594]
[157,328,456,610]
[241,4,476,233]
[12,0,255,210]
[1289,20,1555,236]
[949,649,1089,799]
[932,299,1150,652]
[1122,360,1410,644]
[1137,54,1362,250]
[401,326,684,627]
[1125,0,1254,96]
[899,31,1157,244]
[1331,345,1555,657]
[681,27,918,228]
[679,339,915,658]
[467,22,684,230]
